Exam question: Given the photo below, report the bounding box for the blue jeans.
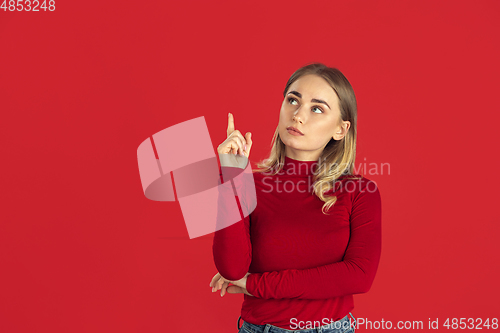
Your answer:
[237,313,356,333]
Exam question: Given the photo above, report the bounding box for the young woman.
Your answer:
[210,63,382,333]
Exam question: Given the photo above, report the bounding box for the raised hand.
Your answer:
[217,113,252,158]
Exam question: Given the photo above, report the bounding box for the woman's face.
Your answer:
[278,74,350,161]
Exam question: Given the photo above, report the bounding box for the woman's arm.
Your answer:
[212,165,253,281]
[245,180,382,300]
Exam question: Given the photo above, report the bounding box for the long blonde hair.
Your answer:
[252,63,362,215]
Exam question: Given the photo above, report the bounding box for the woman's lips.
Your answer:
[287,128,304,136]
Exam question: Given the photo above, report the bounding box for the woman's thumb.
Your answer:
[245,132,252,152]
[245,132,252,145]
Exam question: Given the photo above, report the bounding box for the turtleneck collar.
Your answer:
[280,155,319,177]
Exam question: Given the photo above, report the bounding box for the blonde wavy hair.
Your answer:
[252,63,362,215]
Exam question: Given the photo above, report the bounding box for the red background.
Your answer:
[1,0,499,332]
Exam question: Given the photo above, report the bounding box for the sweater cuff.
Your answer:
[246,273,261,297]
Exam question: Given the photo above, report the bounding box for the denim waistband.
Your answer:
[237,312,357,333]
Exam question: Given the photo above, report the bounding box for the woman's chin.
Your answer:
[283,141,302,151]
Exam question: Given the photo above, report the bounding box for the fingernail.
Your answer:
[228,113,231,117]
[244,144,247,151]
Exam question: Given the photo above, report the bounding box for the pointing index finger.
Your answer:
[227,113,235,137]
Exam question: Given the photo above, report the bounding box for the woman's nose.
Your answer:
[293,106,307,123]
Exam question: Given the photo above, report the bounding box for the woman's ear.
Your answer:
[332,121,351,141]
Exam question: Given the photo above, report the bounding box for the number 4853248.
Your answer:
[1,0,56,11]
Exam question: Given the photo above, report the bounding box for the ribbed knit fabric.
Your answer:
[213,155,382,330]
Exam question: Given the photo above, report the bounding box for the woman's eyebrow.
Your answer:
[288,91,331,110]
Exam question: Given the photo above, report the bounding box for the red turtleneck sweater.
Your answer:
[212,155,382,330]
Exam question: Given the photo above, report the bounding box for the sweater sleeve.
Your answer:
[245,179,382,299]
[212,164,253,281]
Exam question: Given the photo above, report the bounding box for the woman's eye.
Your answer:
[288,97,322,113]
